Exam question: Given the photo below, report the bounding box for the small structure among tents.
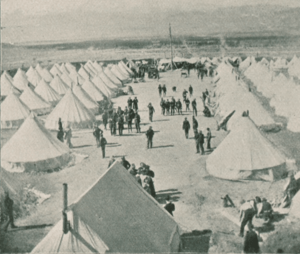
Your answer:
[1,113,71,173]
[206,116,287,182]
[45,89,96,130]
[1,91,30,129]
[31,162,182,253]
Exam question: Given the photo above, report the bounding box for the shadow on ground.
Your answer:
[180,229,212,253]
[152,145,174,149]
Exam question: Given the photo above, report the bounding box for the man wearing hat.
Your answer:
[148,103,155,122]
[182,117,191,139]
[93,124,102,148]
[146,126,155,149]
[99,134,107,158]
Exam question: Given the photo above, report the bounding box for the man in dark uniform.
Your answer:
[182,89,188,101]
[102,111,108,130]
[127,97,133,109]
[121,156,131,169]
[146,126,154,149]
[192,99,197,116]
[126,113,133,133]
[165,99,170,115]
[4,192,16,232]
[206,128,212,149]
[198,130,205,154]
[99,134,107,158]
[192,116,198,136]
[162,84,167,96]
[243,228,260,254]
[176,99,182,115]
[170,97,176,115]
[148,103,155,122]
[164,195,175,216]
[189,85,193,97]
[182,117,190,139]
[194,129,200,153]
[133,97,138,111]
[160,98,165,115]
[112,111,118,135]
[93,124,102,147]
[158,84,162,97]
[185,98,190,111]
[118,115,124,136]
[135,112,141,133]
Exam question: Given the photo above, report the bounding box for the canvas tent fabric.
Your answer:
[118,61,134,75]
[31,162,181,253]
[73,84,99,115]
[82,79,105,102]
[35,79,61,105]
[92,76,116,98]
[1,113,71,173]
[289,190,300,218]
[50,64,62,77]
[97,72,118,90]
[60,63,70,75]
[0,73,21,97]
[110,65,130,83]
[2,70,14,83]
[50,75,69,95]
[45,89,96,130]
[13,68,29,91]
[104,67,123,87]
[206,116,286,182]
[78,65,91,80]
[1,92,30,129]
[60,72,74,87]
[20,87,52,115]
[26,68,42,87]
[65,62,77,73]
[68,70,85,85]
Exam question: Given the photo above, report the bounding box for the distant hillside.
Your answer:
[2,5,300,44]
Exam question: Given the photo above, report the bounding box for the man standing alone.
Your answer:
[93,124,102,147]
[198,130,205,154]
[189,85,193,97]
[206,128,212,150]
[146,126,155,149]
[99,134,107,158]
[192,99,197,116]
[3,192,16,232]
[148,103,155,122]
[182,117,190,139]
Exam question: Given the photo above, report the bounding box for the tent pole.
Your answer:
[169,23,174,71]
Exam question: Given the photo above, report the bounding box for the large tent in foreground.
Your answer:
[31,162,181,253]
[206,116,287,181]
[289,190,300,218]
[1,113,71,173]
[45,89,95,130]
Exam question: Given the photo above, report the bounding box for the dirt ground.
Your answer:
[1,70,300,253]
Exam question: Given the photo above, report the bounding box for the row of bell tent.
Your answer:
[1,60,133,130]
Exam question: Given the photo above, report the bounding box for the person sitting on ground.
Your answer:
[203,106,212,117]
[121,156,131,169]
[129,163,138,176]
[164,195,175,216]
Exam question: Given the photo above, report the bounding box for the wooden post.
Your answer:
[62,183,68,234]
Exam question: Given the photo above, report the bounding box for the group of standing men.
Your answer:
[182,116,212,154]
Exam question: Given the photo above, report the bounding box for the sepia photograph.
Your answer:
[1,0,300,253]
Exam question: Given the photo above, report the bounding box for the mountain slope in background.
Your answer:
[2,5,300,44]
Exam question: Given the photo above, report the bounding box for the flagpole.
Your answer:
[169,23,174,71]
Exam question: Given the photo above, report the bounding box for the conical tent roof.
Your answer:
[50,75,69,95]
[78,65,90,80]
[2,70,14,83]
[20,87,51,115]
[35,63,44,74]
[60,72,73,87]
[119,61,133,75]
[97,72,118,90]
[73,84,99,114]
[50,64,62,77]
[65,62,76,73]
[92,76,116,98]
[92,61,103,73]
[59,63,69,74]
[31,162,181,253]
[1,113,70,173]
[1,91,30,129]
[206,116,286,181]
[82,79,105,102]
[13,68,28,91]
[104,67,122,87]
[45,89,96,130]
[110,65,129,82]
[27,68,42,87]
[35,79,61,104]
[84,61,98,77]
[68,70,85,85]
[41,68,54,83]
[1,74,21,97]
[26,66,35,78]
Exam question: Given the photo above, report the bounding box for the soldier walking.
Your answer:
[185,98,190,111]
[146,126,155,149]
[170,97,176,115]
[158,84,162,97]
[176,99,182,115]
[148,103,155,122]
[192,116,198,136]
[206,128,212,149]
[135,112,141,133]
[192,99,197,116]
[198,130,205,154]
[133,97,138,111]
[182,117,190,139]
[189,85,193,97]
[99,134,107,158]
[127,97,133,109]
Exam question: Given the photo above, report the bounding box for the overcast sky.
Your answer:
[2,0,300,16]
